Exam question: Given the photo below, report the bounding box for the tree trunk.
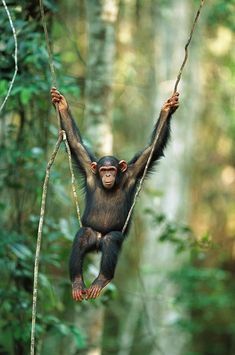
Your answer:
[115,1,203,354]
[139,1,203,354]
[84,0,118,156]
[83,1,118,354]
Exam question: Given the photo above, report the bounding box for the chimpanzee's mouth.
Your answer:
[105,181,114,187]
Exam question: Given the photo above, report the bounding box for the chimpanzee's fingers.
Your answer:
[50,89,61,98]
[91,286,101,299]
[51,94,61,101]
[50,88,58,95]
[90,289,97,299]
[88,286,99,299]
[51,94,60,100]
[84,289,89,301]
[95,289,101,298]
[170,93,179,102]
[51,93,62,104]
[51,97,60,104]
[72,290,77,301]
[88,287,95,299]
[74,290,79,301]
[93,287,100,298]
[51,91,61,98]
[72,289,83,301]
[170,97,179,105]
[74,291,79,301]
[79,291,84,301]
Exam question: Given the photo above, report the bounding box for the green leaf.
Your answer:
[9,243,32,260]
[20,88,33,105]
[0,80,8,96]
[70,325,86,349]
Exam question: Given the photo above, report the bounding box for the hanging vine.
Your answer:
[30,0,206,353]
[122,0,205,234]
[0,0,18,114]
[30,1,82,354]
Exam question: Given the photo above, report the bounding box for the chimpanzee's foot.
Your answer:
[86,275,111,300]
[72,278,87,302]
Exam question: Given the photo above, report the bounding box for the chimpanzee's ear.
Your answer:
[91,162,97,173]
[119,160,128,172]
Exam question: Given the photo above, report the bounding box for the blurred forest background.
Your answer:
[1,0,235,354]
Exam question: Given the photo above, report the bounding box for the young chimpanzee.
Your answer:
[51,88,179,301]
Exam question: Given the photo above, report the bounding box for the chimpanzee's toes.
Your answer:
[85,275,111,300]
[72,278,87,302]
[87,285,101,299]
[72,289,84,302]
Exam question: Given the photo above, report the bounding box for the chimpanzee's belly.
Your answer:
[83,203,127,234]
[82,189,129,234]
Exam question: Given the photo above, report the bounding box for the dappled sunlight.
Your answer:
[1,0,235,355]
[208,26,233,56]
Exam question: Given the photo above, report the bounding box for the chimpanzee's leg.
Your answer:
[69,227,98,301]
[87,231,124,299]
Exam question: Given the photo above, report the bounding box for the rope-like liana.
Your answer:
[30,133,63,355]
[30,1,82,354]
[174,0,205,93]
[0,0,18,114]
[62,131,82,225]
[39,0,57,88]
[37,0,82,223]
[30,0,205,351]
[122,0,205,234]
[37,1,81,221]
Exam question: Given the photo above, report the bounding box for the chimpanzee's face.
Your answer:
[99,166,117,189]
[90,156,128,190]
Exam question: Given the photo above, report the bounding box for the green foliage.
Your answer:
[0,1,84,354]
[0,1,80,111]
[148,211,235,355]
[146,209,213,254]
[207,0,235,32]
[1,0,235,354]
[172,260,235,354]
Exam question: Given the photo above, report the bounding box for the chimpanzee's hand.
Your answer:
[50,87,68,111]
[162,92,179,114]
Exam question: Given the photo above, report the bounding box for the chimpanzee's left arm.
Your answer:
[128,92,179,180]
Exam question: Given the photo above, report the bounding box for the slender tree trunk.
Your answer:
[83,1,118,353]
[115,1,203,354]
[140,1,203,354]
[85,0,118,156]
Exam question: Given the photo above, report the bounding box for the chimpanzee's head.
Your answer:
[90,156,127,189]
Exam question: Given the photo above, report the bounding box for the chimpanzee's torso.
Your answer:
[82,176,135,235]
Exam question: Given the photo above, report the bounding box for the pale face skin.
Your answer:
[99,166,118,189]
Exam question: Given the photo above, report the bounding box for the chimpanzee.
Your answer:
[51,87,179,301]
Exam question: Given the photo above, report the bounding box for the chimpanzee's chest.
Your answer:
[82,186,129,234]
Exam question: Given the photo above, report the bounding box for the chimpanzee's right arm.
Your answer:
[50,88,96,177]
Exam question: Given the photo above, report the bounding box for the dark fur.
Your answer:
[59,109,173,285]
